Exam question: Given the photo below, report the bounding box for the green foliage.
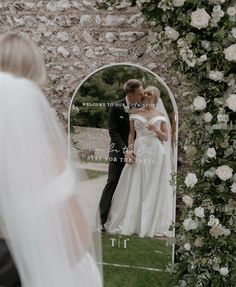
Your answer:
[71,65,173,128]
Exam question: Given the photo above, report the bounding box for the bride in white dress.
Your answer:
[105,86,174,238]
[0,32,102,287]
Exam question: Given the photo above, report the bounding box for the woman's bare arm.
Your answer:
[158,122,168,142]
[128,120,135,151]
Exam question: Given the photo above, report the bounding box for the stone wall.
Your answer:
[0,0,189,129]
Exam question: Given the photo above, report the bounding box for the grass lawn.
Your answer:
[102,233,176,287]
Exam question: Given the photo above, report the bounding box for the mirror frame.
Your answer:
[68,62,179,263]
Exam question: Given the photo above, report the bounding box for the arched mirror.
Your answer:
[68,63,178,286]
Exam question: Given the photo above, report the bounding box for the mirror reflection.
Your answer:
[69,64,178,284]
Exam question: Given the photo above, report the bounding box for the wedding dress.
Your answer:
[105,113,174,238]
[0,71,103,287]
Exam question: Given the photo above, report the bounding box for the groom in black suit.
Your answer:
[99,79,144,231]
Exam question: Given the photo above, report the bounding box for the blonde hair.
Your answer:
[0,32,46,87]
[144,86,161,104]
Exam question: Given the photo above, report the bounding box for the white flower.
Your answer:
[173,0,185,7]
[212,262,221,271]
[226,94,236,112]
[219,267,229,276]
[193,96,206,110]
[211,257,221,270]
[183,218,198,231]
[230,182,236,193]
[206,147,216,158]
[179,47,197,67]
[224,44,236,62]
[124,105,130,113]
[216,165,233,181]
[201,40,211,50]
[223,228,231,236]
[185,173,198,187]
[217,113,229,123]
[197,54,208,64]
[194,207,205,218]
[233,173,236,182]
[182,195,193,208]
[177,38,187,48]
[209,0,226,4]
[210,223,225,238]
[183,243,191,251]
[231,27,236,40]
[204,112,213,122]
[211,5,224,27]
[208,215,220,227]
[204,167,216,178]
[190,8,211,30]
[227,7,236,17]
[194,237,204,247]
[209,70,224,82]
[164,26,180,40]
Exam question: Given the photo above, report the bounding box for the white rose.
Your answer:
[206,147,216,158]
[230,182,236,193]
[204,167,216,178]
[185,173,198,187]
[219,267,229,276]
[197,54,208,64]
[173,0,185,7]
[193,96,206,110]
[164,26,180,40]
[209,70,224,82]
[212,262,220,271]
[208,215,220,227]
[227,7,236,17]
[204,112,213,122]
[210,224,225,238]
[223,228,231,236]
[194,207,205,218]
[226,94,236,112]
[182,195,193,208]
[216,165,233,181]
[183,243,191,251]
[224,44,236,62]
[190,8,211,30]
[183,218,198,231]
[217,113,229,123]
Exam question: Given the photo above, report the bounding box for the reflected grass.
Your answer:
[102,233,175,286]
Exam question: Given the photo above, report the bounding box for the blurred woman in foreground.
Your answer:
[0,32,103,287]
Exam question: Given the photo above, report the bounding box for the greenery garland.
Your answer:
[99,0,236,286]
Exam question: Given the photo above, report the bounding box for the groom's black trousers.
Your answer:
[99,160,125,225]
[0,239,21,287]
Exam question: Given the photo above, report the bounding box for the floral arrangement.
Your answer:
[99,0,236,286]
